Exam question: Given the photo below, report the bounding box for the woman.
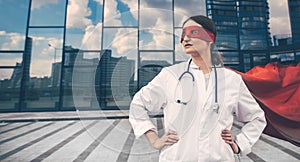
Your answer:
[129,15,266,162]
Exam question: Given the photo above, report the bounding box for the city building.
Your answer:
[96,50,135,109]
[288,0,300,45]
[207,0,272,71]
[0,0,298,112]
[138,60,171,89]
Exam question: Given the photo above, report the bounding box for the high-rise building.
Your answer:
[207,0,271,71]
[138,60,171,89]
[9,63,22,88]
[50,62,61,87]
[96,49,135,109]
[288,0,300,45]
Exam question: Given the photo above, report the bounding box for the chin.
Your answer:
[184,50,198,55]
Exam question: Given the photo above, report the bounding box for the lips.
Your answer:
[184,43,192,47]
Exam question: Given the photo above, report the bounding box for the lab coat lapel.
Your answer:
[195,70,214,111]
[198,68,223,139]
[164,61,200,137]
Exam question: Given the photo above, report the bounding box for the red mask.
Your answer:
[180,26,215,43]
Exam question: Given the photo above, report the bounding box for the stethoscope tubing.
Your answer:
[176,59,218,105]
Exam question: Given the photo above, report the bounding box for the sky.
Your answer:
[0,0,293,79]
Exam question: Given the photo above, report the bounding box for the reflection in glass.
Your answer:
[138,52,172,89]
[63,47,100,110]
[174,0,206,27]
[139,9,173,50]
[0,68,20,110]
[104,0,137,26]
[0,0,29,50]
[65,29,85,49]
[175,28,189,63]
[0,53,23,66]
[101,27,138,109]
[66,0,103,50]
[28,28,64,77]
[30,0,66,26]
[23,28,64,110]
[103,28,137,58]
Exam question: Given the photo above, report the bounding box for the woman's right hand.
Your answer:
[151,130,179,150]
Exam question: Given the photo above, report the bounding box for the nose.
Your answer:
[181,35,191,43]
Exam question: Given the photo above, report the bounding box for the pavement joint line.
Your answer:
[30,120,99,162]
[0,122,53,145]
[247,152,266,162]
[0,121,77,161]
[259,136,300,160]
[73,120,121,162]
[233,122,300,160]
[0,114,164,123]
[0,122,12,127]
[0,122,34,135]
[116,129,135,162]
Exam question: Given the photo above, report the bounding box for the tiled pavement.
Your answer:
[0,111,299,162]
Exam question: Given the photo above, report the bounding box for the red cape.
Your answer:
[232,62,300,146]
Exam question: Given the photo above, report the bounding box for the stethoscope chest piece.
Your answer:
[211,103,219,113]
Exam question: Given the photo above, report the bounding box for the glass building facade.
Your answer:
[207,0,272,71]
[288,0,300,45]
[288,0,300,62]
[0,0,293,112]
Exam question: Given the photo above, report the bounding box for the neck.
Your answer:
[191,53,212,74]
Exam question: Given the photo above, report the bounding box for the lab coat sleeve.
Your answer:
[129,68,168,139]
[234,78,267,156]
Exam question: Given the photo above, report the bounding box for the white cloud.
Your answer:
[111,28,137,56]
[103,0,122,26]
[268,0,291,36]
[31,0,59,10]
[122,0,139,20]
[138,9,173,51]
[81,23,103,50]
[0,31,24,50]
[67,0,93,30]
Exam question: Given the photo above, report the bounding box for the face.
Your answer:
[181,20,213,55]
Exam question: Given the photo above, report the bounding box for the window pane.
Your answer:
[66,0,103,50]
[138,52,172,89]
[101,28,137,110]
[29,28,64,77]
[23,28,64,110]
[30,0,66,26]
[222,51,240,70]
[139,9,173,50]
[0,0,29,50]
[175,28,189,63]
[103,28,137,57]
[0,69,20,111]
[0,53,23,66]
[104,0,137,26]
[63,48,101,110]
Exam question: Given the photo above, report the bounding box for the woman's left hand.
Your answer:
[221,129,240,154]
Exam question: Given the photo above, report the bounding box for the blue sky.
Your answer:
[0,0,293,79]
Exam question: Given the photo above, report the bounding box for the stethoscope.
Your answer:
[175,59,220,113]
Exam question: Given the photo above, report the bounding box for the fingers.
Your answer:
[163,130,179,145]
[221,129,234,144]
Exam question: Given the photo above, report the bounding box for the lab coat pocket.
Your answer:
[209,124,235,161]
[165,102,198,137]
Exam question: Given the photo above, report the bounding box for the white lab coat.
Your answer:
[129,60,266,162]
